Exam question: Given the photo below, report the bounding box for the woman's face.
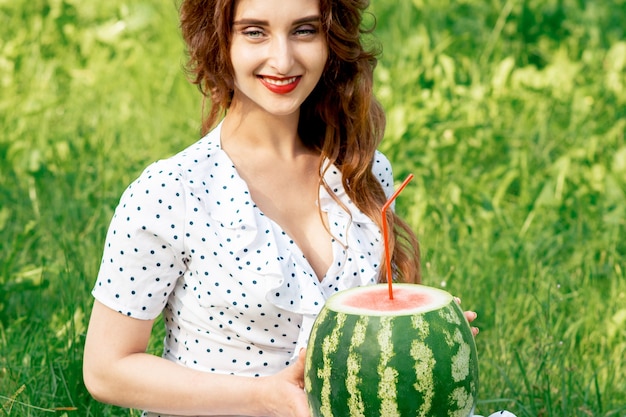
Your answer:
[229,0,328,118]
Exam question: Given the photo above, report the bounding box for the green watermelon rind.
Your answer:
[305,284,479,417]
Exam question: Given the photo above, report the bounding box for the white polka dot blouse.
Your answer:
[93,122,396,415]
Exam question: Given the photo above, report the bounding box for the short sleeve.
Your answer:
[93,160,189,319]
[372,150,395,200]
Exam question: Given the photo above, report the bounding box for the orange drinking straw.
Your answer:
[382,174,414,300]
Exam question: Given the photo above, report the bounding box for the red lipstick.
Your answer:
[258,76,301,94]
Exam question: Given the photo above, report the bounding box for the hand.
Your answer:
[261,349,310,417]
[454,297,479,337]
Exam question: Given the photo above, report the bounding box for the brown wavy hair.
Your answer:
[179,0,420,283]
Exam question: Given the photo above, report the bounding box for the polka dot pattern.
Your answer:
[93,123,395,415]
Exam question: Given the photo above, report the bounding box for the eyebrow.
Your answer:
[233,15,321,26]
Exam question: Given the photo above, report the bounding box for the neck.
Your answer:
[221,104,305,160]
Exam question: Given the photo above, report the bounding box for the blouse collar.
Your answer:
[180,122,384,351]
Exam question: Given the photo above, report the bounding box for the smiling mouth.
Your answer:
[258,75,301,94]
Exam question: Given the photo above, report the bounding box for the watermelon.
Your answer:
[304,283,478,417]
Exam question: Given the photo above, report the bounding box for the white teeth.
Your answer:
[263,76,297,86]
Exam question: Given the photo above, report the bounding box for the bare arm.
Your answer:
[83,300,310,417]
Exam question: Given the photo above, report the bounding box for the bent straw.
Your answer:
[382,173,414,300]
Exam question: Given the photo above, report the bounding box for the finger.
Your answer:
[471,326,480,337]
[293,349,307,388]
[464,310,477,323]
[454,296,461,305]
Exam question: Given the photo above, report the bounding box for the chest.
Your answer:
[229,157,333,280]
[177,152,385,310]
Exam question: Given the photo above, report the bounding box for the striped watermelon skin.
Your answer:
[304,284,478,417]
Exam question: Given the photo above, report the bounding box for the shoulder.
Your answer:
[125,124,223,195]
[106,126,229,231]
[372,150,394,199]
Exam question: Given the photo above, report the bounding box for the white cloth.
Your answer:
[93,122,395,417]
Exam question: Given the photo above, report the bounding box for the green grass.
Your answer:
[1,0,625,416]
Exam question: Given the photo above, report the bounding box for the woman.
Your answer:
[83,0,478,416]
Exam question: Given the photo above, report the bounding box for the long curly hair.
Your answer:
[179,0,420,283]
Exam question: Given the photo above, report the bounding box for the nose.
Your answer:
[268,35,294,75]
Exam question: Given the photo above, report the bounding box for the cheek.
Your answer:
[230,47,257,80]
[312,45,329,74]
[321,49,329,70]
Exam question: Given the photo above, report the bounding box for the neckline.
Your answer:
[215,121,333,282]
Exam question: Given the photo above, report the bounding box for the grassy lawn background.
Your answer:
[1,0,625,415]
